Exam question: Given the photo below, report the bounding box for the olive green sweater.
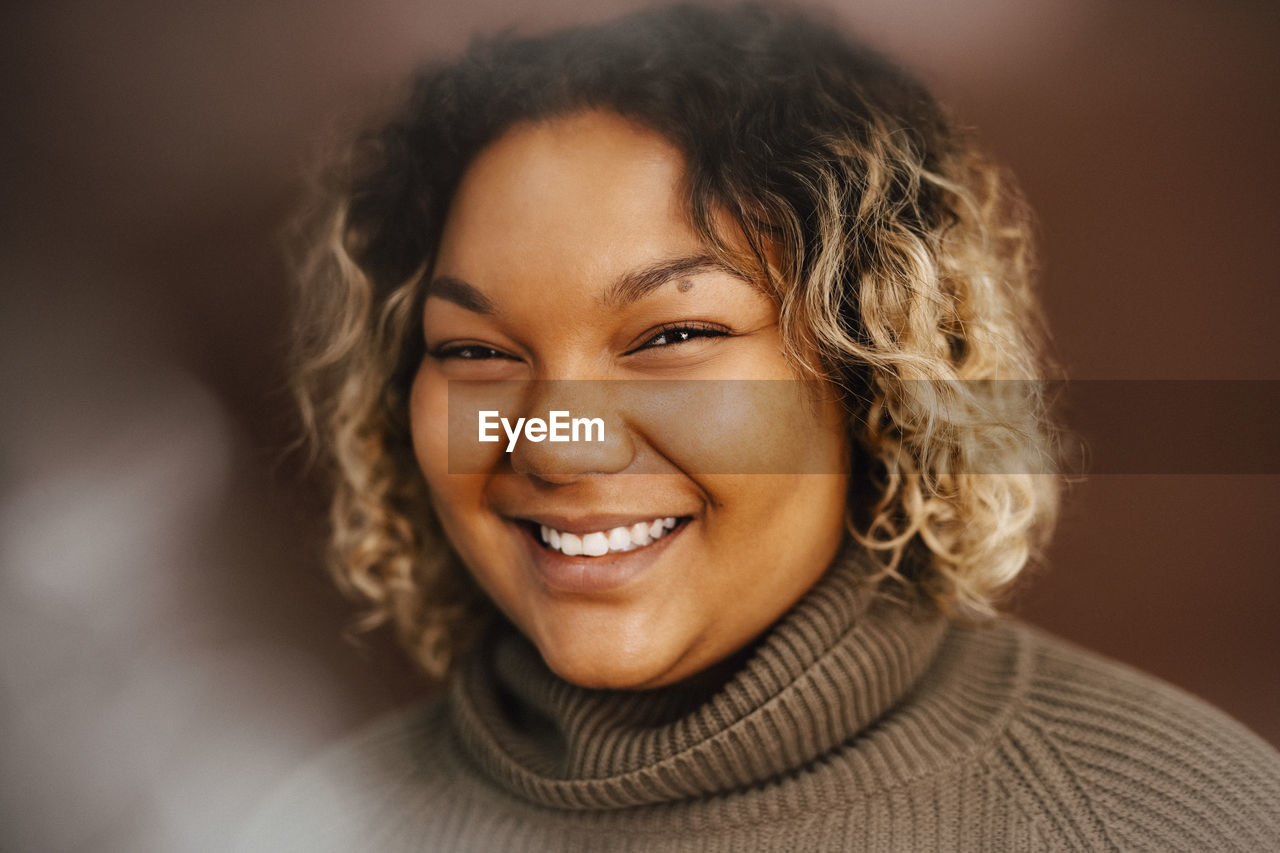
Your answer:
[239,553,1280,851]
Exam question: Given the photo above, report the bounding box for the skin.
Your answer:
[410,110,850,690]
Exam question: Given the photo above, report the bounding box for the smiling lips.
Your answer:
[539,517,680,557]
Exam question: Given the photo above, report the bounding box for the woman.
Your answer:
[245,4,1280,850]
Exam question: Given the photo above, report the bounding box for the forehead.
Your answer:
[434,111,701,286]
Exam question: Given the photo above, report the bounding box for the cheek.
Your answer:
[409,365,451,487]
[623,380,847,476]
[409,365,495,539]
[408,366,509,580]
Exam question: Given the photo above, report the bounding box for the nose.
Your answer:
[508,380,636,483]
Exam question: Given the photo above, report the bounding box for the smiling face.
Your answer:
[409,111,849,689]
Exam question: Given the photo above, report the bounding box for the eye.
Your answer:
[428,343,519,362]
[630,322,732,353]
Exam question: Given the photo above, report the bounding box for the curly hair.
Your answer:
[291,2,1060,679]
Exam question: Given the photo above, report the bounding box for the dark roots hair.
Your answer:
[293,2,1059,678]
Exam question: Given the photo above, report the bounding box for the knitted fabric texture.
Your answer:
[238,552,1280,851]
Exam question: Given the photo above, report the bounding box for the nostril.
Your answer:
[521,469,589,488]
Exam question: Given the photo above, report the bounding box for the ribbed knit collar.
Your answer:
[447,547,949,810]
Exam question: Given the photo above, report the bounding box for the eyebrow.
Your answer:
[423,275,497,314]
[424,253,753,315]
[602,254,753,309]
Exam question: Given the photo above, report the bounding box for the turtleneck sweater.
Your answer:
[238,551,1280,852]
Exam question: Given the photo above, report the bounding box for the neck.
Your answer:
[448,546,948,810]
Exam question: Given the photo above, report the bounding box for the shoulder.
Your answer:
[970,620,1280,852]
[233,697,457,853]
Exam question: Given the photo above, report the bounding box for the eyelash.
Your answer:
[428,322,732,362]
[428,344,517,362]
[631,322,732,352]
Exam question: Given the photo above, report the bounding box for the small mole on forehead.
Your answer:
[676,279,694,293]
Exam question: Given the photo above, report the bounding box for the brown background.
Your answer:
[2,1,1277,850]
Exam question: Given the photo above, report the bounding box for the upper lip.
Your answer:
[507,512,692,535]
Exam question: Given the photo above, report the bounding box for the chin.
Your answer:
[535,632,686,691]
[552,665,655,691]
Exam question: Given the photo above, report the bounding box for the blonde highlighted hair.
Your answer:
[292,3,1059,678]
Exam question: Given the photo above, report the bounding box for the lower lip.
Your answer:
[517,521,688,595]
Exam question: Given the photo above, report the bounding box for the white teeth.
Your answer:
[629,522,651,547]
[582,532,609,556]
[607,527,631,551]
[560,532,583,556]
[537,516,683,557]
